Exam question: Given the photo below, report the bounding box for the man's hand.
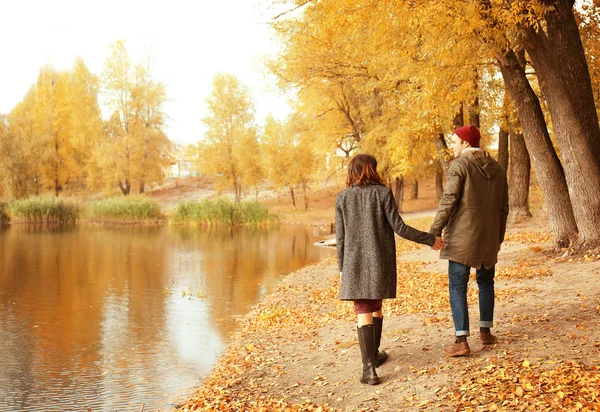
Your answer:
[431,236,445,250]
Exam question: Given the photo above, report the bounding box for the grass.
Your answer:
[87,196,164,223]
[7,197,82,224]
[170,199,275,225]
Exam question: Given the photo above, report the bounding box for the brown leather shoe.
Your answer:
[480,331,497,345]
[446,340,470,357]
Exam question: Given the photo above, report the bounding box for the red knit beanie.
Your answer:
[453,125,481,148]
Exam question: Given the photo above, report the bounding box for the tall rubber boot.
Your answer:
[357,324,380,385]
[373,316,389,367]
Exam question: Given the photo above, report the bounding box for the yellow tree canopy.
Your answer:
[269,0,505,179]
[198,73,259,201]
[94,40,171,195]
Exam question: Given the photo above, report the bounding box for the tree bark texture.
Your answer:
[523,0,600,246]
[453,105,464,129]
[468,97,480,129]
[497,126,509,172]
[434,132,450,173]
[394,176,404,212]
[289,185,296,208]
[498,49,577,247]
[119,179,131,196]
[302,181,309,210]
[411,179,418,199]
[508,130,532,223]
[435,163,444,200]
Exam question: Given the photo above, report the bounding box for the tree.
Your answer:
[519,0,600,246]
[33,67,79,197]
[0,115,34,198]
[69,58,103,185]
[262,114,298,207]
[262,114,318,209]
[96,40,171,195]
[6,89,40,197]
[97,40,135,195]
[508,128,533,223]
[200,73,257,202]
[269,0,600,247]
[475,1,579,247]
[129,57,172,194]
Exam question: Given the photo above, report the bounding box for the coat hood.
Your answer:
[462,150,501,179]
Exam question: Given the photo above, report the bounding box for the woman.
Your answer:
[335,154,443,385]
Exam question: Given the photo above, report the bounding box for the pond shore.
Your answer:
[176,214,600,411]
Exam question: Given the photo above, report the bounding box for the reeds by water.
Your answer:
[170,199,274,225]
[87,196,164,223]
[7,197,82,224]
[0,202,9,224]
[4,196,273,226]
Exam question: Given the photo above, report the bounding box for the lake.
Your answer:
[0,224,334,411]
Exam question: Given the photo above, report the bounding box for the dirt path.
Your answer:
[178,215,600,412]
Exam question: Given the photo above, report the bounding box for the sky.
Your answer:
[0,0,291,145]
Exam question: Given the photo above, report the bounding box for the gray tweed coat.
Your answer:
[336,184,435,300]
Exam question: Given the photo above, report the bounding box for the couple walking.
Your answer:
[335,126,509,385]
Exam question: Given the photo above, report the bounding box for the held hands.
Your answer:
[431,236,445,251]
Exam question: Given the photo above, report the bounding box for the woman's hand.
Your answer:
[431,236,445,250]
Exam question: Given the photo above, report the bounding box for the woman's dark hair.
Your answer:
[346,154,385,187]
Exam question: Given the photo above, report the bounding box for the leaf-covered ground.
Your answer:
[177,215,600,411]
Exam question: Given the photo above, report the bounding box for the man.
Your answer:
[430,125,509,357]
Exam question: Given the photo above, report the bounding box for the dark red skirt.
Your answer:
[353,299,383,314]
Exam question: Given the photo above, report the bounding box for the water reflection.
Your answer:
[0,224,333,411]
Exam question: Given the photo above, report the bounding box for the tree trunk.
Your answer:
[434,132,450,173]
[302,181,309,210]
[393,176,404,212]
[411,179,418,199]
[139,181,145,194]
[468,96,480,128]
[453,104,464,129]
[435,163,444,200]
[118,179,131,196]
[497,126,509,172]
[497,48,577,248]
[54,139,60,197]
[233,178,242,203]
[468,68,480,128]
[508,130,532,223]
[523,0,600,246]
[289,185,296,208]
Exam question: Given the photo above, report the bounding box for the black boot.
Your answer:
[373,317,389,367]
[357,324,380,385]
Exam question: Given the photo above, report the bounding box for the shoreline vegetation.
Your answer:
[3,196,276,226]
[0,202,9,224]
[170,199,274,226]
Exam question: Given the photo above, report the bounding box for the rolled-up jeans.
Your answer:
[448,261,495,337]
